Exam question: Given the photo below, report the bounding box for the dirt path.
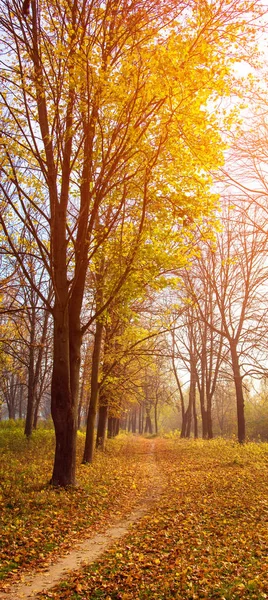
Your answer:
[0,443,163,600]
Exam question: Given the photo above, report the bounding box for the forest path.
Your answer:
[0,440,164,600]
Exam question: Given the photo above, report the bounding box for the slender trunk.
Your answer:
[108,416,118,438]
[82,321,103,463]
[19,383,24,419]
[139,404,144,434]
[96,402,108,450]
[171,348,185,425]
[154,400,158,435]
[145,409,153,434]
[185,404,192,438]
[8,400,16,420]
[199,386,208,439]
[181,409,188,438]
[193,386,198,439]
[107,416,113,438]
[131,407,137,433]
[115,417,120,436]
[127,412,131,433]
[185,386,193,438]
[33,397,40,429]
[230,342,245,444]
[7,374,16,420]
[77,343,90,431]
[25,306,36,438]
[207,394,213,439]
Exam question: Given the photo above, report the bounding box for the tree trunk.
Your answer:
[144,409,153,434]
[115,417,120,436]
[96,403,108,450]
[82,321,103,463]
[193,386,198,439]
[199,385,208,439]
[50,305,77,486]
[154,400,158,435]
[127,412,131,432]
[131,407,137,433]
[181,409,188,438]
[139,404,144,434]
[230,342,246,444]
[107,416,113,438]
[24,307,36,437]
[207,394,213,439]
[185,404,192,438]
[33,397,40,429]
[107,416,119,438]
[19,382,24,420]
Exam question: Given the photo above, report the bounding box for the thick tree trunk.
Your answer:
[51,304,77,487]
[82,321,103,463]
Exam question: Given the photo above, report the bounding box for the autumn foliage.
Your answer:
[0,429,267,599]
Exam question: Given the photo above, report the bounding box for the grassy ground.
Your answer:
[0,426,268,599]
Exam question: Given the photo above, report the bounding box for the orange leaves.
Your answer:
[36,437,268,600]
[1,434,268,599]
[0,430,154,585]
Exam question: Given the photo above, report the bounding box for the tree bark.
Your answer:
[50,303,77,486]
[230,342,246,444]
[144,409,153,434]
[82,321,103,463]
[131,407,137,433]
[139,403,144,434]
[96,403,108,450]
[154,399,158,435]
[207,394,213,439]
[24,308,35,437]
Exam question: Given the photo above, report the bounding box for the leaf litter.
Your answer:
[0,434,268,599]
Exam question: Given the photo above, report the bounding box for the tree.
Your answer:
[185,203,268,443]
[0,0,262,484]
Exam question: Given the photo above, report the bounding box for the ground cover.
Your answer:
[0,424,154,585]
[35,437,268,600]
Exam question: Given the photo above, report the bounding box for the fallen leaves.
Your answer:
[36,437,268,600]
[0,429,155,585]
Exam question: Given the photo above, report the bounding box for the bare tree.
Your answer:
[185,203,268,443]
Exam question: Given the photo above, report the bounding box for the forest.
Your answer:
[1,0,268,597]
[1,0,268,478]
